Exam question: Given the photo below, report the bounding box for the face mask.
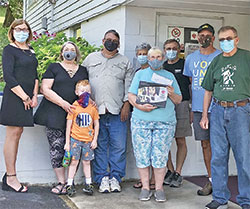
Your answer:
[63,51,76,61]
[77,92,90,108]
[148,59,164,70]
[220,40,235,53]
[199,36,212,48]
[137,55,148,65]
[13,31,29,43]
[104,40,119,52]
[165,50,177,60]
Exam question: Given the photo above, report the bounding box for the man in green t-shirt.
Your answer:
[200,26,250,209]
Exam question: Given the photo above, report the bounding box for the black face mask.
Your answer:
[104,40,119,52]
[199,36,212,48]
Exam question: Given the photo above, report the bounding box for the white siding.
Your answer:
[24,0,128,33]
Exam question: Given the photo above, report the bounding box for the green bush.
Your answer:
[0,23,9,82]
[0,31,100,86]
[31,32,101,82]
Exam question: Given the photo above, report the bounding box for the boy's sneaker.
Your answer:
[197,181,212,196]
[163,170,174,185]
[154,189,166,202]
[109,177,121,192]
[66,185,76,197]
[170,172,183,188]
[138,189,152,201]
[99,176,110,193]
[205,200,228,209]
[82,183,94,195]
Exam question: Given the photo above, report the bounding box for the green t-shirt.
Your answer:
[202,48,250,101]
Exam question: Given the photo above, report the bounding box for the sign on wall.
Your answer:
[168,26,184,45]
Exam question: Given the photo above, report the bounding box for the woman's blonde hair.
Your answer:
[8,19,33,43]
[59,41,81,63]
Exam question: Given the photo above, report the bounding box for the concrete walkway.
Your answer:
[64,180,241,209]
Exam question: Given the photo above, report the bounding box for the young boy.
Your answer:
[64,80,99,196]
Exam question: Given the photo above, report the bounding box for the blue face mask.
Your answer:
[137,55,148,65]
[165,50,177,60]
[220,40,235,53]
[13,31,29,43]
[148,59,164,70]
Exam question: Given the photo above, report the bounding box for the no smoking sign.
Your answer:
[168,26,184,45]
[171,27,181,38]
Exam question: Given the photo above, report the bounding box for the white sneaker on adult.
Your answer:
[109,177,121,192]
[98,176,110,193]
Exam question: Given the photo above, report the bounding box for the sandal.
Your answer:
[133,181,142,189]
[2,173,28,193]
[51,182,67,195]
[150,183,155,190]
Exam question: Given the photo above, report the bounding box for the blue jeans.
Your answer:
[210,103,250,206]
[93,113,127,184]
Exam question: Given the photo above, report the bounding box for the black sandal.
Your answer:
[133,181,142,189]
[51,182,67,195]
[2,173,28,193]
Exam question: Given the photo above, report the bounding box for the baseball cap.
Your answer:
[197,23,215,35]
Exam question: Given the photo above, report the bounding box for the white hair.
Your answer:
[148,46,164,57]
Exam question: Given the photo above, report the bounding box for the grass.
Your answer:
[0,81,5,92]
[0,7,6,17]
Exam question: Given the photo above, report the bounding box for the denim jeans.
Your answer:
[93,113,127,184]
[210,102,250,206]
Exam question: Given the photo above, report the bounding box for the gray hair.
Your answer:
[148,46,164,57]
[135,43,151,52]
[218,26,238,37]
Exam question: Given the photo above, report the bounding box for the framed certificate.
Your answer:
[136,81,168,108]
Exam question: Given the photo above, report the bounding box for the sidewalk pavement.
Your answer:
[0,180,241,209]
[65,180,241,209]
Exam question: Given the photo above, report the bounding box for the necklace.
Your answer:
[13,42,33,57]
[60,62,78,78]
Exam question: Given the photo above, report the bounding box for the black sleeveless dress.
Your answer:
[0,44,38,127]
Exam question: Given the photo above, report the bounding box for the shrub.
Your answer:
[0,23,9,82]
[31,31,101,82]
[0,31,100,85]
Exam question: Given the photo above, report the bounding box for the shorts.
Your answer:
[193,112,210,141]
[70,137,94,161]
[175,100,192,138]
[131,117,175,168]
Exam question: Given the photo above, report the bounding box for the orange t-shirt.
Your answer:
[67,101,99,142]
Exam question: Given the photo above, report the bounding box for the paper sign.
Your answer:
[151,73,173,86]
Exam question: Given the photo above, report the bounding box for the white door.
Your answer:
[157,14,237,176]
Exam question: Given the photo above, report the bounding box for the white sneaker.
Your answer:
[99,176,110,193]
[109,177,121,192]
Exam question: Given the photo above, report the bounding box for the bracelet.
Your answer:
[22,96,30,103]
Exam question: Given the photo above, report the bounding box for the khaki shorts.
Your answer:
[175,100,192,138]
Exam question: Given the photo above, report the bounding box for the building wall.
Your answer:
[124,6,250,62]
[81,6,126,54]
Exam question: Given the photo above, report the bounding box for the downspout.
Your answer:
[23,0,27,19]
[50,3,55,32]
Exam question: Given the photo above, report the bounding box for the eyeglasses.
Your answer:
[165,47,178,51]
[219,36,237,42]
[105,38,119,44]
[14,28,29,33]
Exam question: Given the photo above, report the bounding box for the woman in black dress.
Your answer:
[0,19,38,192]
[34,42,88,194]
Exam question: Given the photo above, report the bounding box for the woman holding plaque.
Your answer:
[128,47,182,202]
